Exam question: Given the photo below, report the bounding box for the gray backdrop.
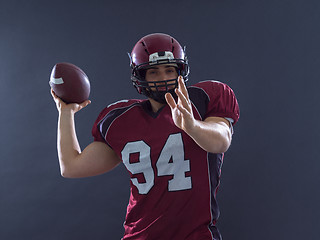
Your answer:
[1,0,319,239]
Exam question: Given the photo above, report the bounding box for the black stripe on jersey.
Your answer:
[207,152,223,240]
[188,86,210,120]
[97,103,141,142]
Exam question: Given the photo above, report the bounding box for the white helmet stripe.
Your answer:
[149,51,174,63]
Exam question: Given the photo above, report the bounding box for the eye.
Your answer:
[147,69,157,75]
[166,68,175,73]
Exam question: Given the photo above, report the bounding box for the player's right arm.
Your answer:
[51,89,121,178]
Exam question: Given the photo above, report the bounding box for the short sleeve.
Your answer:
[91,99,140,146]
[92,107,109,143]
[189,81,240,125]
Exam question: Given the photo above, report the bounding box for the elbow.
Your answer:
[58,155,82,178]
[210,141,229,154]
[60,167,71,178]
[59,165,77,178]
[60,170,79,178]
[218,140,231,153]
[210,132,232,154]
[220,132,232,153]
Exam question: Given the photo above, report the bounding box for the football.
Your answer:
[49,62,90,104]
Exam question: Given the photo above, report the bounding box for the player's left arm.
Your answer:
[165,76,232,153]
[186,116,232,153]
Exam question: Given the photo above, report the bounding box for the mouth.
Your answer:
[157,86,170,91]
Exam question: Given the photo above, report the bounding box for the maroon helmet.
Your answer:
[129,33,189,103]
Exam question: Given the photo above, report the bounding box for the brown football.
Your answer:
[49,62,90,104]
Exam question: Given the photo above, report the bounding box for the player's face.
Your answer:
[145,64,178,91]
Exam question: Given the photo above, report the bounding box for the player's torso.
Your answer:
[93,80,240,239]
[100,100,218,239]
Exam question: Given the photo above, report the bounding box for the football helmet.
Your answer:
[129,33,189,103]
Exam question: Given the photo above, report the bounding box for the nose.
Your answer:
[159,71,170,81]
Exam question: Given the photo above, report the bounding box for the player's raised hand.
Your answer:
[51,88,91,114]
[165,76,195,132]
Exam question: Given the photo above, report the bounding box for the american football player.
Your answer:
[51,33,240,240]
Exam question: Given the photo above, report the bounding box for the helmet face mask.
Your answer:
[129,33,189,103]
[133,72,180,104]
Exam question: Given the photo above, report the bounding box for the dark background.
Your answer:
[1,0,319,239]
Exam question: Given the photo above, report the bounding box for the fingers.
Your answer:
[175,83,192,115]
[174,76,193,116]
[176,103,191,116]
[50,88,63,103]
[178,76,189,101]
[50,88,62,105]
[175,76,191,108]
[175,88,189,108]
[50,88,57,99]
[50,88,91,113]
[165,93,176,109]
[166,76,191,112]
[166,88,191,118]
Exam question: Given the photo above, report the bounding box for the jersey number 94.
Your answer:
[121,133,192,194]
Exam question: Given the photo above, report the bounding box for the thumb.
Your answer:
[74,99,91,113]
[79,100,91,109]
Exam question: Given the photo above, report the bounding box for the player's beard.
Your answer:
[147,88,177,104]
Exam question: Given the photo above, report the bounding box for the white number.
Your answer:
[156,133,192,191]
[121,133,192,194]
[121,141,154,194]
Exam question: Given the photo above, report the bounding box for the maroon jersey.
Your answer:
[92,81,239,240]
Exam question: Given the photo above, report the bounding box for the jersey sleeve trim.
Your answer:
[188,81,240,125]
[93,102,141,147]
[188,86,210,120]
